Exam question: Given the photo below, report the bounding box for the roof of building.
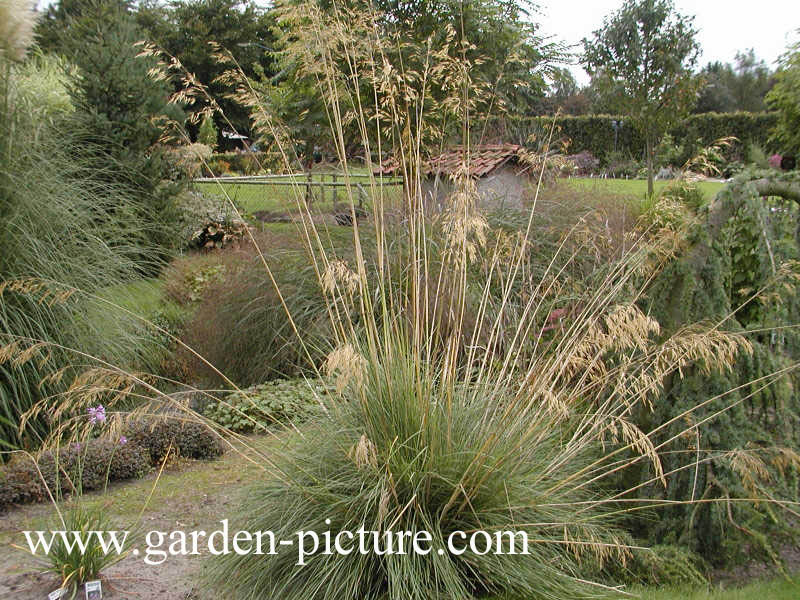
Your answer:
[374,144,528,178]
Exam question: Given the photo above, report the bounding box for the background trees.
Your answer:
[535,67,591,115]
[767,34,800,156]
[253,0,566,168]
[349,0,563,118]
[694,50,773,114]
[63,1,186,264]
[583,0,700,195]
[139,0,277,146]
[34,0,133,52]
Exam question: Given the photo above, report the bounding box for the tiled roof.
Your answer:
[374,144,525,178]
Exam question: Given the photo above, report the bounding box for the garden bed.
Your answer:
[1,441,798,599]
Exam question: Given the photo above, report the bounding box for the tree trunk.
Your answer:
[646,133,654,198]
[706,178,800,241]
[660,175,800,331]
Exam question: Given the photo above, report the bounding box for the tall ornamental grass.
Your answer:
[0,3,170,450]
[184,3,759,598]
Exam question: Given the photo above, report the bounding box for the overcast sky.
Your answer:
[537,0,800,84]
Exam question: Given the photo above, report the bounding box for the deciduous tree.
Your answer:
[583,0,700,196]
[139,0,277,146]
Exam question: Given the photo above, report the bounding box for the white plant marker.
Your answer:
[84,580,102,600]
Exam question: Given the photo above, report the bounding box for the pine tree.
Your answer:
[197,113,218,149]
[64,1,185,266]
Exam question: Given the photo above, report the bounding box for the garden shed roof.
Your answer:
[374,144,527,178]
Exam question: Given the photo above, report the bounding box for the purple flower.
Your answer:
[88,405,106,425]
[119,436,128,445]
[769,154,783,169]
[72,442,82,451]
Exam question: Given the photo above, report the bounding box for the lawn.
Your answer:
[193,173,404,215]
[564,177,725,201]
[622,578,800,600]
[193,174,728,217]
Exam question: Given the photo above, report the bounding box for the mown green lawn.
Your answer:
[621,577,800,600]
[564,177,725,201]
[194,173,404,215]
[194,174,727,216]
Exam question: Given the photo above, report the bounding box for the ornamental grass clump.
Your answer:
[210,354,633,600]
[0,0,176,451]
[192,3,757,597]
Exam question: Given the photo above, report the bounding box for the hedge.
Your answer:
[524,112,778,165]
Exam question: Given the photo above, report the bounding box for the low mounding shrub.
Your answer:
[204,379,328,433]
[0,418,224,511]
[175,190,240,249]
[126,419,225,464]
[206,157,231,176]
[205,151,277,176]
[654,133,685,169]
[0,439,150,510]
[165,143,213,179]
[605,151,642,178]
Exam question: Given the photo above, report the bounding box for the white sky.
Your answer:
[537,0,800,84]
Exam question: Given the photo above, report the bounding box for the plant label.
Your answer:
[84,580,102,600]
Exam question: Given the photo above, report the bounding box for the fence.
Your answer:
[192,173,404,213]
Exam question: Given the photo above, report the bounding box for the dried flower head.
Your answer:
[0,0,36,62]
[324,344,366,393]
[322,260,359,295]
[349,434,378,469]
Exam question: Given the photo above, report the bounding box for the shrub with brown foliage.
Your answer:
[0,439,150,510]
[126,418,224,464]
